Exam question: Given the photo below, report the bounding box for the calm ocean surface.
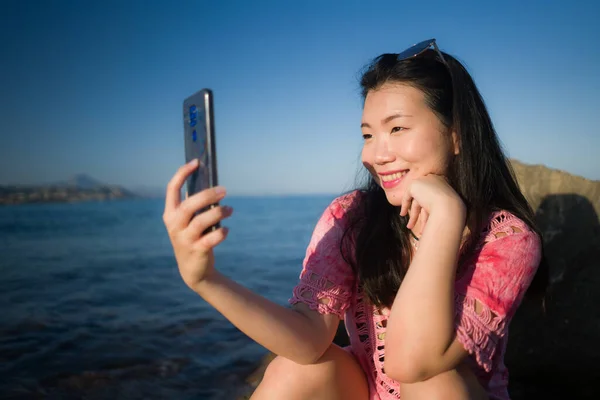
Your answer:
[0,195,337,399]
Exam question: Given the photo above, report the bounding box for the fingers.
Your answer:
[399,185,426,233]
[407,199,421,230]
[178,187,227,224]
[400,191,412,217]
[418,208,428,235]
[185,205,233,241]
[400,188,418,230]
[165,159,199,212]
[162,158,228,242]
[194,226,230,251]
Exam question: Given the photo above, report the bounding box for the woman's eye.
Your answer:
[391,127,405,134]
[362,134,372,140]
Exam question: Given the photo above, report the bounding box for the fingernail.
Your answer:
[189,158,198,166]
[214,186,226,196]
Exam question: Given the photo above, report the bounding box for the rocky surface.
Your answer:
[510,159,600,216]
[505,160,600,399]
[239,159,600,399]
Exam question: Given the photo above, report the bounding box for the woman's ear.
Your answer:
[451,131,460,155]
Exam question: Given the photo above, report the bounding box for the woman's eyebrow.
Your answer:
[361,113,413,128]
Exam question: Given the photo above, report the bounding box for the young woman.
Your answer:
[163,39,546,400]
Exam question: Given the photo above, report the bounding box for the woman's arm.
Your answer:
[195,272,340,365]
[163,161,339,366]
[385,202,467,383]
[386,204,541,383]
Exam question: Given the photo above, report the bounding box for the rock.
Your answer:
[509,159,600,216]
[505,161,600,399]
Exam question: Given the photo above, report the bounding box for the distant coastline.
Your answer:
[0,185,138,205]
[0,174,140,205]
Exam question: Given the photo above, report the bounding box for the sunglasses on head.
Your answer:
[397,38,447,65]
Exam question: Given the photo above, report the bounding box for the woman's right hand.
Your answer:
[162,159,233,291]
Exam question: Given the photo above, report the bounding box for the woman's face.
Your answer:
[361,83,459,207]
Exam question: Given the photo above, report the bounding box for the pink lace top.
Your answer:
[289,191,542,400]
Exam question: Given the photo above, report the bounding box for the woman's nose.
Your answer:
[374,138,395,164]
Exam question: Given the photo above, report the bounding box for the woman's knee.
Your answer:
[252,345,369,400]
[258,352,336,394]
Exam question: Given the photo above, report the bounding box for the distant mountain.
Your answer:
[56,174,106,189]
[53,175,164,197]
[0,175,139,205]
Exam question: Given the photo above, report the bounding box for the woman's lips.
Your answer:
[379,170,408,189]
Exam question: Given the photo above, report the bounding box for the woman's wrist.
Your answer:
[193,269,225,296]
[431,199,466,226]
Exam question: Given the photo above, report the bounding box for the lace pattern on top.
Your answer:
[372,306,401,398]
[452,211,528,373]
[289,198,541,400]
[482,211,528,243]
[367,210,535,398]
[288,193,358,319]
[290,272,351,319]
[454,292,505,372]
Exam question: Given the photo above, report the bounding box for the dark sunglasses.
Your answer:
[397,38,447,65]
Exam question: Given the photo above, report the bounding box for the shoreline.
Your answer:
[0,185,138,205]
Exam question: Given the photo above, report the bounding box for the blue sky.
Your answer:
[1,0,598,195]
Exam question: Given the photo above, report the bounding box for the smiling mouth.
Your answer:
[380,170,408,182]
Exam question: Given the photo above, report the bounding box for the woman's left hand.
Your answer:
[399,175,466,233]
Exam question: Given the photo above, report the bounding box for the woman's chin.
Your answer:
[381,187,404,207]
[377,174,411,206]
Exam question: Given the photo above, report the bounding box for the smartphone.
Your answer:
[183,88,220,231]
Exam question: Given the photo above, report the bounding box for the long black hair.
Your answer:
[341,49,549,309]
